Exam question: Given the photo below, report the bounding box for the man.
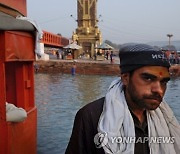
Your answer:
[66,44,180,154]
[110,51,113,63]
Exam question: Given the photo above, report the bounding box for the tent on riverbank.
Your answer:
[95,42,114,60]
[63,42,82,59]
[96,42,114,50]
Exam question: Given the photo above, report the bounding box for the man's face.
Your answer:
[122,66,170,110]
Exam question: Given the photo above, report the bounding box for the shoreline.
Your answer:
[35,59,120,76]
[35,60,180,77]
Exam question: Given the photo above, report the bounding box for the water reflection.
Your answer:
[35,73,180,154]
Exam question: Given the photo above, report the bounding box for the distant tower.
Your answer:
[167,34,173,46]
[72,0,102,58]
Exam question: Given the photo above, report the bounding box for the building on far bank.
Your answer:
[72,0,102,59]
[40,31,69,60]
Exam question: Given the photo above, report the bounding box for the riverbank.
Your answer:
[35,59,120,76]
[35,60,180,77]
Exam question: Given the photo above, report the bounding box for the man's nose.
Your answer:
[151,81,164,96]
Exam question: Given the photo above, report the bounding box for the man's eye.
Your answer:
[141,74,156,82]
[143,76,153,82]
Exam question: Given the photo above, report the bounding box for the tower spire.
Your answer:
[72,0,102,58]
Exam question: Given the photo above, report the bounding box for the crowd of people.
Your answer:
[168,52,180,65]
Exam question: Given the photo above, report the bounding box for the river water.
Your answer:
[35,73,180,154]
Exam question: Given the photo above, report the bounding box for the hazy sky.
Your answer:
[27,0,180,44]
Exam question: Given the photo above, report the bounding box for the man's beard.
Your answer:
[127,79,163,110]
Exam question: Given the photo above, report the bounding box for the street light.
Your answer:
[167,34,173,46]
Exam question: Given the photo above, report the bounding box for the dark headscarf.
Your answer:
[119,43,170,74]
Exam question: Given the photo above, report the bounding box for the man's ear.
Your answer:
[121,73,130,86]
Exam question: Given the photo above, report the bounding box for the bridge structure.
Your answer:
[41,30,69,48]
[39,30,70,60]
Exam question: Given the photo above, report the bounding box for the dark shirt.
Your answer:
[65,97,150,154]
[130,110,149,154]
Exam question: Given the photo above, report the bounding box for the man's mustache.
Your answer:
[143,94,162,102]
